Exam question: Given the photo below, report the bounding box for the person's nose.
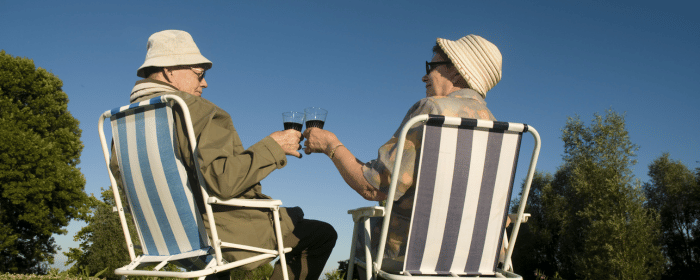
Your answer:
[422,74,429,83]
[200,78,208,88]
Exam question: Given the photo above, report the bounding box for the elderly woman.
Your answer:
[303,35,503,270]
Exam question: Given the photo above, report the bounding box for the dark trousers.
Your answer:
[271,219,337,280]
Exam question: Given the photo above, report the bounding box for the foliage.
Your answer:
[229,263,274,280]
[330,259,370,280]
[509,172,565,279]
[326,260,351,280]
[323,269,345,280]
[63,188,139,280]
[533,269,565,280]
[511,110,664,279]
[0,271,100,279]
[227,263,350,280]
[0,50,88,274]
[643,153,700,278]
[74,266,107,279]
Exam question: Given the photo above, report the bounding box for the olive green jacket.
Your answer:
[111,79,299,269]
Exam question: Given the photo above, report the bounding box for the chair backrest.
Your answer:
[107,96,209,257]
[401,115,527,276]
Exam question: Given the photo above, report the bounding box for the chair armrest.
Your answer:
[509,213,531,223]
[208,197,283,208]
[348,206,385,222]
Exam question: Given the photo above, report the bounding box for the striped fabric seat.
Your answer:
[99,95,291,279]
[347,114,541,280]
[404,115,525,276]
[110,100,209,258]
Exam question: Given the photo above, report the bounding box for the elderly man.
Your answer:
[303,35,502,272]
[113,30,336,280]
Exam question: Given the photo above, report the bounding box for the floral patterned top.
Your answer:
[360,88,496,263]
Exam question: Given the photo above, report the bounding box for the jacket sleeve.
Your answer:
[181,96,287,200]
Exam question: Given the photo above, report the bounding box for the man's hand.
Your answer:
[270,130,303,158]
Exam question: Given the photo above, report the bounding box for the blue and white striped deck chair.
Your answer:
[98,94,291,279]
[347,114,541,280]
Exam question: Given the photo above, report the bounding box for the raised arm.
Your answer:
[171,93,294,200]
[303,128,386,201]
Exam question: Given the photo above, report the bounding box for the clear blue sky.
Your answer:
[2,0,698,274]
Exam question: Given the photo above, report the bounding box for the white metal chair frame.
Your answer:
[346,114,541,280]
[98,94,291,279]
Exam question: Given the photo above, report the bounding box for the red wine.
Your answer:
[284,122,303,131]
[306,120,324,129]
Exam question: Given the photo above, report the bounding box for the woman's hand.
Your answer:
[303,128,340,155]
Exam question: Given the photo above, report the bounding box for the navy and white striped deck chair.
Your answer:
[98,95,291,279]
[347,114,541,280]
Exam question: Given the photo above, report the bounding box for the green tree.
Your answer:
[510,171,566,279]
[0,50,89,274]
[64,188,137,280]
[511,110,663,279]
[643,153,700,278]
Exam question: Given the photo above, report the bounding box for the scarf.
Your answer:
[130,79,179,103]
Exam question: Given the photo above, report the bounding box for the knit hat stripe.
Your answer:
[464,37,500,88]
[440,39,481,94]
[457,38,492,94]
[436,35,502,98]
[472,36,503,82]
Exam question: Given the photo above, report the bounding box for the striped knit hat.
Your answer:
[436,35,502,98]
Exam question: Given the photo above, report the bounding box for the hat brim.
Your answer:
[137,53,212,78]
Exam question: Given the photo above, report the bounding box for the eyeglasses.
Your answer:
[188,67,206,81]
[425,61,451,75]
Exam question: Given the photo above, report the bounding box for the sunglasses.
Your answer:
[188,67,206,81]
[425,61,451,75]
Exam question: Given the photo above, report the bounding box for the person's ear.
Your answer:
[162,67,173,82]
[450,70,469,88]
[450,71,462,84]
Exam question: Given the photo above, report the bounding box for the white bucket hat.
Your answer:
[137,30,212,78]
[436,35,502,98]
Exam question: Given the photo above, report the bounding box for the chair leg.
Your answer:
[347,220,360,280]
[198,256,220,280]
[272,209,289,280]
[363,218,373,280]
[501,229,514,272]
[500,229,508,264]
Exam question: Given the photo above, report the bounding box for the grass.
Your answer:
[0,267,104,280]
[0,265,345,280]
[0,273,99,280]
